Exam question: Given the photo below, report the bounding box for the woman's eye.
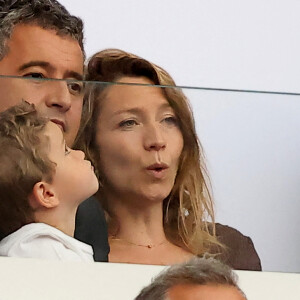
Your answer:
[67,81,84,95]
[119,119,138,128]
[162,116,178,126]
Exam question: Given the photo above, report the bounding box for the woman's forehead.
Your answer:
[102,80,171,114]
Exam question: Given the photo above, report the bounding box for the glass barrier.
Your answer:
[0,76,299,274]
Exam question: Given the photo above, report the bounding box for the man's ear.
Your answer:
[29,182,59,209]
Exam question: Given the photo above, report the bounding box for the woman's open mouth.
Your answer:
[146,163,169,179]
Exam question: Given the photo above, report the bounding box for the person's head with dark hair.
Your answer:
[0,0,85,146]
[0,0,84,60]
[135,257,247,300]
[0,101,98,237]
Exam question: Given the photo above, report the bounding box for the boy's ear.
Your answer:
[29,182,59,209]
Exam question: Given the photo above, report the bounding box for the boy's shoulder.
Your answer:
[0,223,93,262]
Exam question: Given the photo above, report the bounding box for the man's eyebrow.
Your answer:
[66,71,83,81]
[19,61,51,71]
[18,61,83,81]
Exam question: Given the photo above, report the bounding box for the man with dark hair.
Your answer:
[0,0,84,146]
[135,257,247,300]
[0,0,109,261]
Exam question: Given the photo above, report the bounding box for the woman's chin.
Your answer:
[141,189,171,203]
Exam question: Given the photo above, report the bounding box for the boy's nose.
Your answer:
[73,149,85,160]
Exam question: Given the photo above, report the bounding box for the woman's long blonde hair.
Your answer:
[75,49,223,255]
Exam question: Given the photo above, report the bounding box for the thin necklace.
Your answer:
[109,236,167,249]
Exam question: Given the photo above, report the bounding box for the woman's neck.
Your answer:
[106,193,194,265]
[107,194,167,246]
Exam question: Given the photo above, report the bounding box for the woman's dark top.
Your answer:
[75,197,109,262]
[75,197,261,270]
[214,223,261,271]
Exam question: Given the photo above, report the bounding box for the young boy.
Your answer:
[0,101,99,261]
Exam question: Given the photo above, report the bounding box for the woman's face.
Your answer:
[95,76,184,204]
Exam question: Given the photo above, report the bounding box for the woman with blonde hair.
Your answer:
[76,49,261,269]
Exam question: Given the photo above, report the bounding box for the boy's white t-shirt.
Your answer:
[0,223,94,262]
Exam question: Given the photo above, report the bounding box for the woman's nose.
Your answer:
[144,124,166,151]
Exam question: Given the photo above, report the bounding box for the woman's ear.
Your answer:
[29,182,59,209]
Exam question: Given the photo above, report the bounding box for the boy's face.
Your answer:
[44,122,99,205]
